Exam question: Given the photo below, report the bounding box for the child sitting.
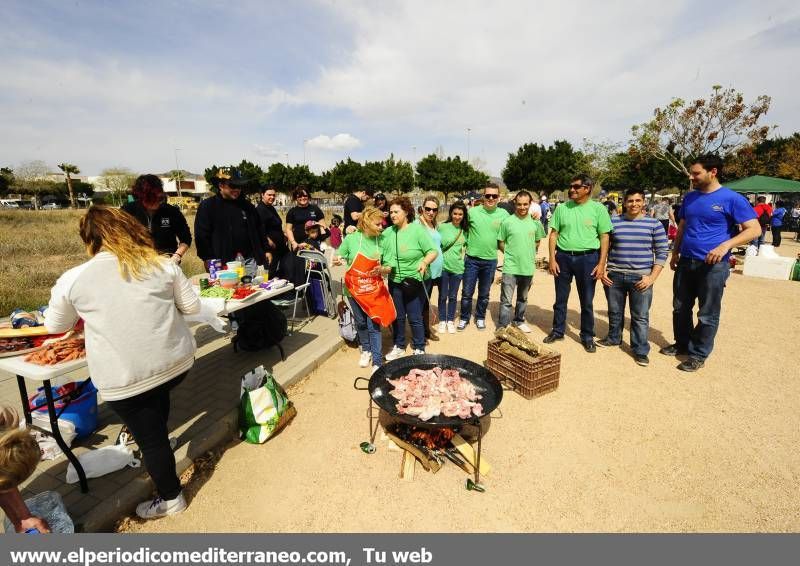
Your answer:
[300,220,328,252]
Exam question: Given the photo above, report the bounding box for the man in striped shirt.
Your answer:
[599,188,669,366]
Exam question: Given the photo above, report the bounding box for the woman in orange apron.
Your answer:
[334,207,395,373]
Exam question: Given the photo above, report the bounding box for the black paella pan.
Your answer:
[354,354,503,428]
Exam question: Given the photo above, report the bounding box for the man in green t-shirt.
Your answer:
[497,190,546,331]
[457,186,510,331]
[545,174,613,352]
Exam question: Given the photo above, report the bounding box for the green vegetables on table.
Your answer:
[200,286,233,299]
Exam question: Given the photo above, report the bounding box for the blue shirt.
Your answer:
[771,207,786,227]
[607,215,669,275]
[678,187,756,260]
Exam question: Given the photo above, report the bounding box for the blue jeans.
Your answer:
[606,270,653,356]
[347,297,383,366]
[460,255,497,322]
[672,257,730,361]
[389,281,425,351]
[498,274,532,328]
[438,270,463,322]
[551,250,599,341]
[752,227,768,248]
[422,277,439,338]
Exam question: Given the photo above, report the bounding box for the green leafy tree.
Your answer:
[285,164,319,193]
[416,154,488,201]
[604,148,687,193]
[167,169,186,199]
[383,154,414,195]
[631,85,774,192]
[326,159,364,195]
[0,167,14,196]
[57,163,80,208]
[13,160,51,208]
[502,140,584,194]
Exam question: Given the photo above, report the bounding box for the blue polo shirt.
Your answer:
[677,187,756,260]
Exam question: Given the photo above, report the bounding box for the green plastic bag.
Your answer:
[239,365,296,444]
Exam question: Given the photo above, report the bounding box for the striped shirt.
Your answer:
[607,215,669,275]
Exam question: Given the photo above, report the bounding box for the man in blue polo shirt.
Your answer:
[660,155,760,372]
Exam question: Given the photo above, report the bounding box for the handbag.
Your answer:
[395,228,425,300]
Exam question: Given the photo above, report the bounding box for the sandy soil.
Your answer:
[124,240,800,532]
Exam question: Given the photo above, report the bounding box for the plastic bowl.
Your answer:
[220,278,239,289]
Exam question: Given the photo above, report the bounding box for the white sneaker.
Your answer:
[412,349,425,355]
[457,319,468,331]
[370,365,380,375]
[135,493,187,520]
[475,319,486,330]
[385,346,405,361]
[515,322,532,333]
[359,350,371,368]
[437,321,447,333]
[447,321,456,334]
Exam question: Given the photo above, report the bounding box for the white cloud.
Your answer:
[305,133,362,151]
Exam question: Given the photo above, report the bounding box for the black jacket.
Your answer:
[255,202,288,254]
[121,201,191,254]
[194,195,267,265]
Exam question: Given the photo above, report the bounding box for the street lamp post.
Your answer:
[174,148,184,201]
[303,140,308,165]
[285,153,289,166]
[412,146,417,190]
[467,128,471,163]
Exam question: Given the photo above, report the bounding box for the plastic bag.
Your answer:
[66,444,140,484]
[239,365,296,444]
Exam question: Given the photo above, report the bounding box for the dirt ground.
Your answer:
[125,240,800,533]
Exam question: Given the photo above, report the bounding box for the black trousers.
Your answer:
[771,226,782,247]
[106,373,187,500]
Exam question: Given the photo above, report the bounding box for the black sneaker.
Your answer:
[543,333,564,344]
[597,338,620,348]
[678,358,705,372]
[582,340,597,353]
[659,344,688,356]
[634,354,650,367]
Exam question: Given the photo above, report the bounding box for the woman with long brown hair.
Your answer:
[45,205,200,520]
[381,197,438,359]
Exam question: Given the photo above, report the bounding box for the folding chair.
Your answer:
[297,249,337,318]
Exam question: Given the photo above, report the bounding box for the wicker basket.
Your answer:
[485,339,560,399]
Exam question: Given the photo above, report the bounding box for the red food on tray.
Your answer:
[231,287,257,300]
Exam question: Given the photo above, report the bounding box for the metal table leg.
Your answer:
[21,376,90,493]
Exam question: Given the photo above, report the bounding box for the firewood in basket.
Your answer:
[494,326,540,356]
[498,340,537,364]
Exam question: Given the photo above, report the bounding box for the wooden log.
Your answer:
[450,433,491,476]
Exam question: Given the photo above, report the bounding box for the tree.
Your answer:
[383,154,414,195]
[167,169,186,200]
[98,167,136,206]
[604,148,688,193]
[326,159,364,195]
[416,154,488,202]
[57,163,80,209]
[631,85,774,192]
[776,136,800,180]
[13,160,50,208]
[580,139,626,190]
[0,167,14,196]
[502,140,584,194]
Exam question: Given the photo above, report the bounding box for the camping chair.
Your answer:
[297,249,337,319]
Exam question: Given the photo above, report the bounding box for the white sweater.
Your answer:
[45,252,201,401]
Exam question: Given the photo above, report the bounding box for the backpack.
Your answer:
[338,300,358,343]
[232,300,288,352]
[758,210,771,227]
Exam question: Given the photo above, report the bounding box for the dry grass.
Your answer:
[0,210,205,317]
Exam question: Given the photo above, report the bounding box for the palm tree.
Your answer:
[58,163,80,209]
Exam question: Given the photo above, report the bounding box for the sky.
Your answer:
[1,0,799,178]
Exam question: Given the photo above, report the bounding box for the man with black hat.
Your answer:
[194,167,267,274]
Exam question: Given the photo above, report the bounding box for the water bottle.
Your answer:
[234,252,246,279]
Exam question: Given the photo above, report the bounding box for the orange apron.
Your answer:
[345,249,397,327]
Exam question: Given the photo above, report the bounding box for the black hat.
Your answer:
[211,166,249,187]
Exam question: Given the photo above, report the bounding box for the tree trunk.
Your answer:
[66,174,76,209]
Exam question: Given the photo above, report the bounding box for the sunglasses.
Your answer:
[483,194,499,200]
[569,183,587,190]
[423,206,438,212]
[297,194,309,198]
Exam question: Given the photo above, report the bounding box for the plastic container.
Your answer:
[218,271,239,289]
[28,379,98,440]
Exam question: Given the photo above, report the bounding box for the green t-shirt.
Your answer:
[337,231,384,297]
[381,222,436,283]
[550,200,613,251]
[466,205,509,259]
[498,215,546,276]
[437,222,467,275]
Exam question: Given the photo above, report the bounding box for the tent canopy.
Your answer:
[726,175,800,194]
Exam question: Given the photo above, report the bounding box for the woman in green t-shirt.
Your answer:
[416,195,443,341]
[382,197,438,359]
[334,207,387,372]
[436,202,468,334]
